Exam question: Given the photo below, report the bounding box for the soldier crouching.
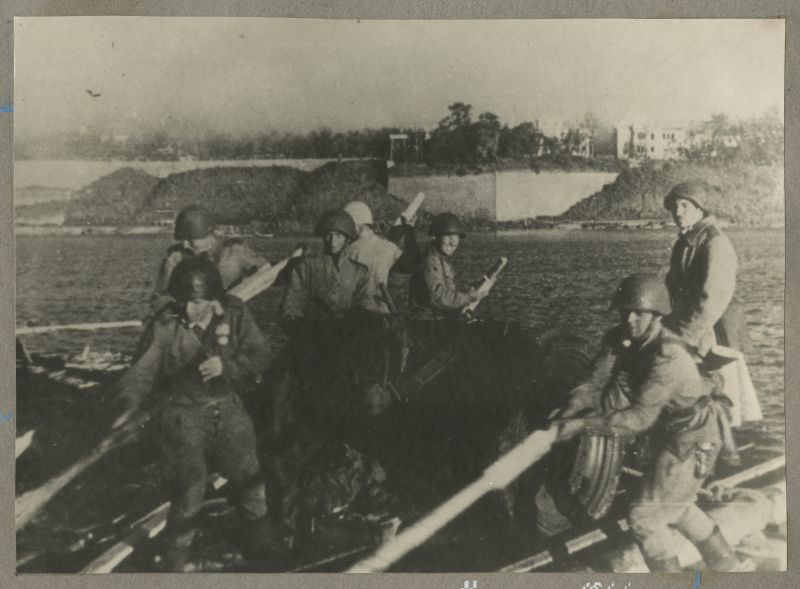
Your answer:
[113,257,287,571]
[545,274,750,572]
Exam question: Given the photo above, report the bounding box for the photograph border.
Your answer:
[1,2,795,589]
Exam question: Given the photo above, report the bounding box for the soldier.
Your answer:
[662,181,746,355]
[541,274,748,572]
[343,200,419,313]
[114,258,286,571]
[150,205,268,313]
[280,209,369,327]
[409,212,492,319]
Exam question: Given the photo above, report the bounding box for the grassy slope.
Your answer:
[562,161,784,224]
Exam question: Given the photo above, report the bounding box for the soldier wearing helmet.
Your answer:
[280,209,369,326]
[408,212,491,319]
[343,200,419,313]
[150,205,269,313]
[662,181,746,356]
[114,258,287,571]
[536,274,747,572]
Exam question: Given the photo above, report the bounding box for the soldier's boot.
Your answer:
[695,526,755,571]
[159,515,197,572]
[644,555,683,572]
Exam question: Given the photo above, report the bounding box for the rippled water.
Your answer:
[16,228,785,447]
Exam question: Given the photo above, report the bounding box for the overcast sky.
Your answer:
[15,18,784,137]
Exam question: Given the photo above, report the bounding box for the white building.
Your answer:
[616,123,688,160]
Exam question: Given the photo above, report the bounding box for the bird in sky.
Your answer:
[86,90,101,98]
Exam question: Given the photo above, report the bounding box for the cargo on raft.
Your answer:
[15,314,785,573]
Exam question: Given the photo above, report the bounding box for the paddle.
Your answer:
[15,246,305,531]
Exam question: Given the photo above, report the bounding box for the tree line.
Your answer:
[16,103,782,167]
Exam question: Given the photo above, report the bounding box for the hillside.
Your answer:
[63,168,161,226]
[561,161,784,224]
[63,159,403,232]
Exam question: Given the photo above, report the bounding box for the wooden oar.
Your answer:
[463,256,507,318]
[81,476,227,574]
[16,412,148,530]
[347,426,558,573]
[15,247,304,531]
[15,430,35,459]
[393,192,425,226]
[14,246,305,336]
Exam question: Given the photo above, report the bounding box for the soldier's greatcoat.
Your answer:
[665,215,748,352]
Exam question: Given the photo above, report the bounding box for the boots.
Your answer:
[645,555,683,572]
[696,526,754,571]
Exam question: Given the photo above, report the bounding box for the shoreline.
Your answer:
[15,219,784,237]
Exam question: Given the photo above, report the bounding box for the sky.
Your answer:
[14,18,785,138]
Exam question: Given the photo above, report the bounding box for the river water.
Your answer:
[16,227,785,448]
[15,228,785,571]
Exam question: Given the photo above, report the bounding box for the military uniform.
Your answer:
[150,239,268,312]
[347,232,402,313]
[409,245,475,319]
[537,322,737,568]
[664,215,748,353]
[116,296,273,568]
[280,250,369,324]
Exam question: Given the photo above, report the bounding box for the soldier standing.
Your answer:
[409,212,492,319]
[150,205,269,313]
[662,181,746,354]
[342,200,419,313]
[115,258,286,571]
[540,274,749,572]
[662,181,760,424]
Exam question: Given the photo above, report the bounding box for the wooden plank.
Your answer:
[81,476,227,574]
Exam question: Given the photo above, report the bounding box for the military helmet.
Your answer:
[314,209,358,241]
[174,205,216,241]
[609,273,671,316]
[167,257,226,303]
[663,181,711,213]
[428,212,466,237]
[343,201,374,227]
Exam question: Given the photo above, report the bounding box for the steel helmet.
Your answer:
[167,257,226,303]
[663,181,711,214]
[428,212,466,237]
[174,205,216,241]
[609,273,671,316]
[314,209,358,241]
[343,201,374,227]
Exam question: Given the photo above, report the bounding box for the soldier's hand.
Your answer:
[475,280,493,300]
[200,356,223,381]
[555,418,586,442]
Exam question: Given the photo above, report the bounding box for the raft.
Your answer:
[15,316,785,573]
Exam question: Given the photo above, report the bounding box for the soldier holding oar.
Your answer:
[112,258,288,571]
[409,212,495,319]
[15,246,304,538]
[149,205,270,313]
[539,274,751,572]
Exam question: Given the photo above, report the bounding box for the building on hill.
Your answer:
[535,116,594,157]
[616,123,688,161]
